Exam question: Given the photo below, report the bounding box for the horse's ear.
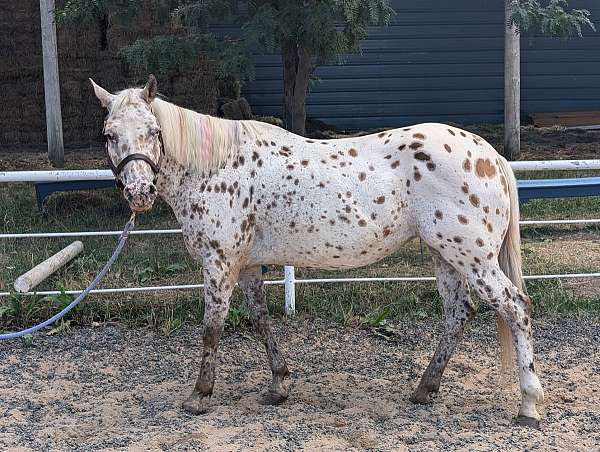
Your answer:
[142,74,158,103]
[89,78,114,109]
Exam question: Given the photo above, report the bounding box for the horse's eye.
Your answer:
[105,132,117,142]
[150,128,160,137]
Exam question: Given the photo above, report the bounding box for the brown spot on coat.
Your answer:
[398,144,406,151]
[444,144,452,152]
[358,172,366,181]
[409,142,424,150]
[463,159,472,172]
[469,194,480,207]
[375,196,385,204]
[358,219,367,227]
[476,238,484,247]
[475,158,497,178]
[500,175,508,194]
[391,161,400,169]
[458,215,469,224]
[413,133,426,140]
[348,148,358,157]
[414,151,431,161]
[435,210,443,220]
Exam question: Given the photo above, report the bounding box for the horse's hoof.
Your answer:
[259,389,289,406]
[515,415,541,429]
[182,393,209,415]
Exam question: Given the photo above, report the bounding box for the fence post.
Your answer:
[40,0,65,167]
[284,266,296,316]
[504,0,521,160]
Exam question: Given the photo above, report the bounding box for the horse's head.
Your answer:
[90,75,162,213]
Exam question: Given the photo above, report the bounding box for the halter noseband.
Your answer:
[103,115,165,191]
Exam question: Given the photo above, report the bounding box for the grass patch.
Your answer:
[1,180,599,334]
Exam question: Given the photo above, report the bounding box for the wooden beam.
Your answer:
[504,0,521,160]
[14,241,84,293]
[40,0,64,167]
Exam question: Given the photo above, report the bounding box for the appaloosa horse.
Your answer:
[91,75,544,427]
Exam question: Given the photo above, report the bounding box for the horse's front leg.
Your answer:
[238,266,290,404]
[182,261,238,415]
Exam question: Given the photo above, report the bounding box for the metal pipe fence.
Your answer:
[2,162,600,315]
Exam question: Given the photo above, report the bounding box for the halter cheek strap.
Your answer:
[104,121,164,191]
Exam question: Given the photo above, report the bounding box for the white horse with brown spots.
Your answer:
[91,75,544,427]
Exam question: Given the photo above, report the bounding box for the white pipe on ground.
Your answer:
[13,241,84,293]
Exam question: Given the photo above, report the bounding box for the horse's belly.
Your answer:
[248,216,416,270]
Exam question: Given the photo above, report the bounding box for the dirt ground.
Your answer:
[0,316,598,451]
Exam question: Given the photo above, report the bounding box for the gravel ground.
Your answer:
[0,316,599,451]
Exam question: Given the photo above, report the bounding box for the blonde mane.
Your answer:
[151,97,246,173]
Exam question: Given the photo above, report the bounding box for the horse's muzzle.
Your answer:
[124,182,157,212]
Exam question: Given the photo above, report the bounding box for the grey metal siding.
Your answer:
[235,0,600,129]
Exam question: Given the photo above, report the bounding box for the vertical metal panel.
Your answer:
[241,0,599,130]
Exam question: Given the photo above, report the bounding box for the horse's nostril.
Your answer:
[149,185,156,194]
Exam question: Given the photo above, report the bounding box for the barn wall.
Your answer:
[239,0,600,130]
[1,1,599,148]
[0,1,217,150]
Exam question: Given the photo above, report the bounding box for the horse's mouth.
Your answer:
[126,195,156,213]
[131,204,153,213]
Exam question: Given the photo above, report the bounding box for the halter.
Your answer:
[103,113,165,191]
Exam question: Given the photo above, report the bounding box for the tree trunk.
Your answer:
[504,0,521,160]
[282,39,311,136]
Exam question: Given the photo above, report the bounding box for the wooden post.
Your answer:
[14,241,84,293]
[40,0,64,167]
[504,0,521,160]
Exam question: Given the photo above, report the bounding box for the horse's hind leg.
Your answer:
[466,263,544,426]
[239,266,290,404]
[410,252,475,404]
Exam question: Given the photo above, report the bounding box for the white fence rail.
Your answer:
[1,162,600,313]
[2,218,600,240]
[1,159,600,184]
[1,273,599,298]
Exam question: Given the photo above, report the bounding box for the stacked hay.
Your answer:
[0,1,218,151]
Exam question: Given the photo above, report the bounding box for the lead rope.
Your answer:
[0,213,136,340]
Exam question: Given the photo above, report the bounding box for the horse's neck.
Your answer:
[156,155,196,207]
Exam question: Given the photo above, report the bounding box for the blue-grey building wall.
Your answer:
[228,0,600,129]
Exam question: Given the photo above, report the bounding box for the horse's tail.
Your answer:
[496,155,525,381]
